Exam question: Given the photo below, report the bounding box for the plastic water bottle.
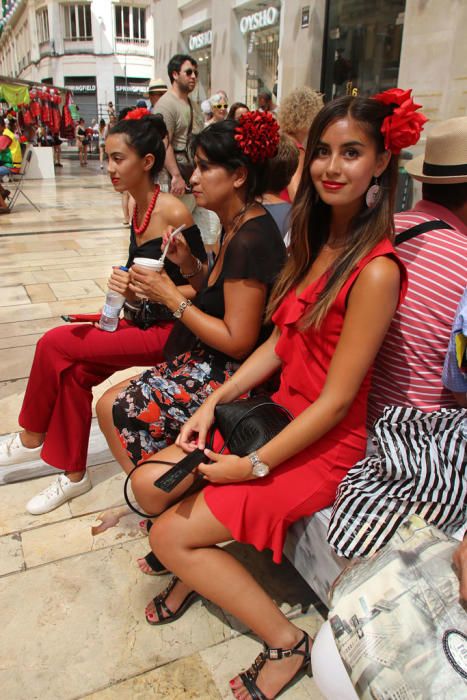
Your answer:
[99,266,128,332]
[99,291,125,332]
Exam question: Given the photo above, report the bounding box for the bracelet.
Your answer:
[181,257,202,279]
[173,299,193,319]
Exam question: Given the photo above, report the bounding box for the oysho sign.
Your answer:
[239,7,279,34]
[189,30,212,51]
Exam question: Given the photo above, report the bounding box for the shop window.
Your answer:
[37,8,50,44]
[115,6,146,42]
[322,0,405,100]
[63,3,92,40]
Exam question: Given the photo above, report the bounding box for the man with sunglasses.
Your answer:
[156,54,204,203]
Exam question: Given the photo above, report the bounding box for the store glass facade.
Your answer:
[237,2,281,107]
[187,28,212,101]
[322,0,406,100]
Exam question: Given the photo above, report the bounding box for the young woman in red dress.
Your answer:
[129,92,425,699]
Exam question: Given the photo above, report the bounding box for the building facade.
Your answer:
[153,0,466,128]
[0,0,156,122]
[1,1,466,128]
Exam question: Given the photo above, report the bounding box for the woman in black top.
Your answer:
[10,112,205,517]
[96,115,286,572]
[75,118,89,167]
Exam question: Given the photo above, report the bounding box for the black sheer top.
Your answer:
[165,210,286,364]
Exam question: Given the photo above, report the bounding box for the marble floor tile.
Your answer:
[1,284,31,306]
[0,270,38,286]
[30,269,70,283]
[49,280,104,300]
[0,471,71,536]
[0,344,35,381]
[0,532,24,576]
[69,461,127,517]
[0,301,52,324]
[0,316,59,338]
[200,628,325,700]
[83,653,222,699]
[0,376,27,434]
[25,283,57,303]
[21,509,144,568]
[0,331,42,349]
[48,297,104,316]
[0,541,232,699]
[66,265,118,281]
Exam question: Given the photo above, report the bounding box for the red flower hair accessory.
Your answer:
[234,110,280,163]
[372,88,427,155]
[124,107,151,121]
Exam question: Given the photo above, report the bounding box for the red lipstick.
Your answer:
[322,181,345,190]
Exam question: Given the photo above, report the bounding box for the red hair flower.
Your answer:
[124,107,151,121]
[373,88,427,155]
[234,110,280,163]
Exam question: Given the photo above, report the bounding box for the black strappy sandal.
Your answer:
[140,550,169,576]
[145,576,200,626]
[237,631,312,699]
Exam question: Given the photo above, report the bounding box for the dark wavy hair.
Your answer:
[167,54,197,83]
[191,119,269,202]
[267,95,399,328]
[109,114,167,177]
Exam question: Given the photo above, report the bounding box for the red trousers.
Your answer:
[18,320,173,472]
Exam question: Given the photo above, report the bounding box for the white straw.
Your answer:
[159,224,186,264]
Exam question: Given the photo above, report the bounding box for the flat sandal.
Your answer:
[237,631,312,700]
[145,576,199,626]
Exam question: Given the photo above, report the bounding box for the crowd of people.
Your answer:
[0,52,466,700]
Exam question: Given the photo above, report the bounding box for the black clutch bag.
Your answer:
[153,397,293,493]
[214,396,293,456]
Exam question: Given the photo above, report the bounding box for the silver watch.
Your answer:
[248,451,270,478]
[173,299,192,319]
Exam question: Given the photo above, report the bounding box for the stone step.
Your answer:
[0,419,112,485]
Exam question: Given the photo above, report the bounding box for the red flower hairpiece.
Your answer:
[124,107,151,121]
[234,110,280,163]
[372,88,427,155]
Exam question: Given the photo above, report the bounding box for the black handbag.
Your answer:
[123,299,173,329]
[152,397,293,494]
[214,396,293,456]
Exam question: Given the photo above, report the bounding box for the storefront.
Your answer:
[322,0,406,99]
[114,77,148,114]
[236,2,281,107]
[64,76,97,125]
[185,26,212,101]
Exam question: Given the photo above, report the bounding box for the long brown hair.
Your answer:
[266,95,399,328]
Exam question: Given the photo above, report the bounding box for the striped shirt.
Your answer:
[368,200,467,426]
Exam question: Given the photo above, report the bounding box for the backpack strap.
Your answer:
[395,219,453,246]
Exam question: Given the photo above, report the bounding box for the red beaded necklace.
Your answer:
[132,184,160,236]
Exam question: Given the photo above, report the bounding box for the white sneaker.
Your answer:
[26,472,92,515]
[0,433,43,466]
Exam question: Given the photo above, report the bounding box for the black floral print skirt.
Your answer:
[112,350,238,465]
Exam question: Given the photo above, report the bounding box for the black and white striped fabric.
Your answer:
[327,406,467,558]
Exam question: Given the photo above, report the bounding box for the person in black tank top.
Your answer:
[9,111,206,517]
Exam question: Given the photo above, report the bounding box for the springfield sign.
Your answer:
[240,7,279,34]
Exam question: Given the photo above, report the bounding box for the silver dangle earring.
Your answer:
[365,177,381,208]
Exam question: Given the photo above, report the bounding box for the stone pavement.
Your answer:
[0,160,326,699]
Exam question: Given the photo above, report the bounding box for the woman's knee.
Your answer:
[131,469,163,513]
[96,387,118,429]
[149,513,183,560]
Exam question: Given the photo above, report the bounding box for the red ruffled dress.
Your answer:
[204,240,407,563]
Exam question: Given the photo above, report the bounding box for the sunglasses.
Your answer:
[213,104,228,109]
[183,68,198,78]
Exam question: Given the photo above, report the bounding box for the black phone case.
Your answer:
[153,448,206,493]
